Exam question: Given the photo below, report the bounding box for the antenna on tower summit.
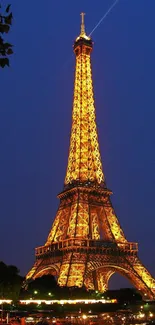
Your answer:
[80,12,86,36]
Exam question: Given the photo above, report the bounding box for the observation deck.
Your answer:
[35,239,138,259]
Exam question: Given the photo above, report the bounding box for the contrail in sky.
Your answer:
[89,0,119,36]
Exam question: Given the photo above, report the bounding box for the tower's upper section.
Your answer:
[65,14,105,187]
[74,13,93,52]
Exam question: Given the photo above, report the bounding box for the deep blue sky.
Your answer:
[1,0,155,289]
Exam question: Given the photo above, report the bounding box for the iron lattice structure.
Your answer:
[27,14,155,299]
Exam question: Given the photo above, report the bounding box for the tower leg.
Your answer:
[84,273,95,290]
[92,270,99,291]
[58,252,87,287]
[126,256,155,299]
[95,269,114,292]
[85,255,155,299]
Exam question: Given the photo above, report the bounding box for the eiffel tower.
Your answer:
[26,14,155,300]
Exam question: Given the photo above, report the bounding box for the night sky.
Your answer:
[1,0,155,289]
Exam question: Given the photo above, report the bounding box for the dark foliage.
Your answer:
[22,276,143,302]
[0,4,13,68]
[104,288,142,303]
[22,275,91,300]
[25,275,57,298]
[0,261,23,301]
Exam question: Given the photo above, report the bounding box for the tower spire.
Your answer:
[80,12,85,37]
[65,15,104,187]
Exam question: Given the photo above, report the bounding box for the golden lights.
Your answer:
[65,47,104,185]
[26,14,155,300]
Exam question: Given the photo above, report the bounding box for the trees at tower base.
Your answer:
[22,275,89,300]
[0,261,23,302]
[22,275,143,303]
[104,288,142,304]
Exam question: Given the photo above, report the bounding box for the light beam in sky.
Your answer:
[89,0,119,36]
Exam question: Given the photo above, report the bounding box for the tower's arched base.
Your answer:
[26,259,60,280]
[26,239,155,300]
[84,256,155,300]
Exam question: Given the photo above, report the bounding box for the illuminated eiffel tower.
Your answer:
[27,14,155,299]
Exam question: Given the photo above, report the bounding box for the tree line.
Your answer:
[0,261,23,301]
[0,261,142,303]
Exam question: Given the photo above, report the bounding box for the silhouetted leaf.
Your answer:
[0,50,6,56]
[3,41,12,49]
[0,57,9,67]
[5,13,13,25]
[6,4,11,13]
[0,23,10,33]
[7,47,13,55]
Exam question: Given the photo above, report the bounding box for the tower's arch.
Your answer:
[33,265,59,279]
[26,260,60,281]
[85,262,155,300]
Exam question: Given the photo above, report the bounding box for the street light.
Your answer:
[82,315,87,324]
